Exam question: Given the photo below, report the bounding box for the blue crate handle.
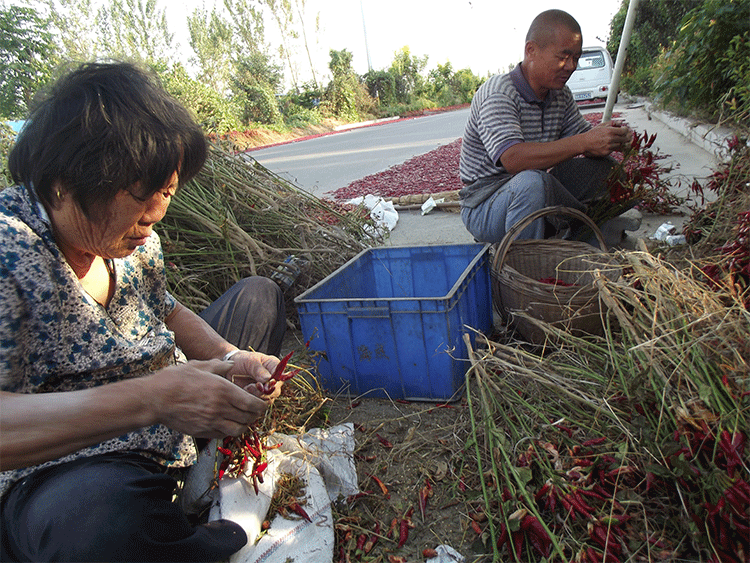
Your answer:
[347,306,390,318]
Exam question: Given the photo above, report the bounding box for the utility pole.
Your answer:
[359,0,372,72]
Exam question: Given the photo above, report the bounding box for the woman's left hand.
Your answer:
[225,351,282,399]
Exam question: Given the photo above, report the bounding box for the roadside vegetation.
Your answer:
[607,0,749,132]
[0,0,482,150]
[1,2,749,561]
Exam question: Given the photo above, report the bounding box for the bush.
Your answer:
[160,65,242,134]
[654,0,750,124]
[242,85,281,125]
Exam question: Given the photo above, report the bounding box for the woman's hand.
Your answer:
[144,359,271,438]
[224,350,283,400]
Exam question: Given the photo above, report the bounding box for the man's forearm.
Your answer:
[500,135,586,174]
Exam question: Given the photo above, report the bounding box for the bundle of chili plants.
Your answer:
[683,136,750,308]
[586,129,680,229]
[464,249,749,562]
[158,143,377,313]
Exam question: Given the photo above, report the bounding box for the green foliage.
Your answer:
[719,32,750,127]
[187,6,234,92]
[388,46,427,104]
[425,62,482,106]
[608,0,699,75]
[279,83,322,127]
[242,85,281,125]
[324,48,359,121]
[0,122,16,188]
[160,65,242,134]
[231,52,284,126]
[44,0,98,62]
[96,0,175,66]
[655,0,750,124]
[364,69,396,107]
[0,4,55,119]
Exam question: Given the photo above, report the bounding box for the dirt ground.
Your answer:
[279,327,491,563]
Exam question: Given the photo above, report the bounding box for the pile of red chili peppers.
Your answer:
[215,350,298,492]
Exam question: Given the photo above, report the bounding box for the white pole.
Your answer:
[360,0,372,72]
[604,0,639,122]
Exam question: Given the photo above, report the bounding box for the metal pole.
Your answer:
[360,0,372,72]
[603,0,639,121]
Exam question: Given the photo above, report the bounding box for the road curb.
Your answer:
[643,102,735,158]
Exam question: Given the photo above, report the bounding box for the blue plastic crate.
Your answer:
[294,244,492,401]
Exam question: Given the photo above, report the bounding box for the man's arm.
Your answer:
[500,122,632,174]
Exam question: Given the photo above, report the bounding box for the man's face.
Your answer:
[525,25,583,97]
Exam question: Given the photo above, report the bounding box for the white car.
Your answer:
[567,47,615,104]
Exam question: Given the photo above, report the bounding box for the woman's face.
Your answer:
[51,171,178,261]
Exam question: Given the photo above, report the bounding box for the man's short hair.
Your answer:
[526,9,582,48]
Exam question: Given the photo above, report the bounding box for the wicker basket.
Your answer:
[492,206,622,344]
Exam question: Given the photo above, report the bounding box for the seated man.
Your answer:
[459,9,632,242]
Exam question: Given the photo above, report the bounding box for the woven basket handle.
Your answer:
[493,206,608,272]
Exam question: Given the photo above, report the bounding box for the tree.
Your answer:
[292,0,318,91]
[96,0,175,67]
[324,48,358,119]
[231,51,284,124]
[187,6,234,93]
[388,46,427,104]
[607,0,699,95]
[44,0,98,63]
[261,0,299,92]
[223,0,265,54]
[0,4,55,118]
[655,0,750,123]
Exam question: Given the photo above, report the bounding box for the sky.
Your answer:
[169,0,623,85]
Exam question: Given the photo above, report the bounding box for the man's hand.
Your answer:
[582,122,633,157]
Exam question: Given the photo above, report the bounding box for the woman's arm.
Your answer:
[0,359,268,471]
[166,301,280,388]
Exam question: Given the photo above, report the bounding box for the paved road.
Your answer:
[249,110,469,198]
[249,101,721,247]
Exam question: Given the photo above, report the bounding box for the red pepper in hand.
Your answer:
[272,351,294,380]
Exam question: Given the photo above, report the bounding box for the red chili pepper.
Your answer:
[387,517,398,540]
[582,436,607,447]
[376,433,393,448]
[251,461,268,477]
[371,475,390,499]
[271,351,294,380]
[275,368,300,382]
[355,533,366,552]
[496,523,508,552]
[470,520,482,535]
[397,519,409,548]
[521,515,551,557]
[586,547,603,563]
[511,530,523,560]
[218,446,233,456]
[363,521,380,554]
[288,500,312,522]
[418,479,433,519]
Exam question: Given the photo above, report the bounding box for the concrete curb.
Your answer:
[643,102,735,157]
[333,116,402,132]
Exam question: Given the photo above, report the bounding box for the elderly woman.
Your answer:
[0,62,287,562]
